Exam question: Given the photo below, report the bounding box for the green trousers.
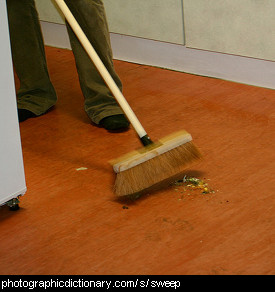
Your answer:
[7,0,123,124]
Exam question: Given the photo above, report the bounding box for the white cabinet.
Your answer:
[0,1,26,209]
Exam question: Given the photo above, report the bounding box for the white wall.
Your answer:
[104,0,184,45]
[34,0,275,89]
[35,0,184,44]
[184,0,275,61]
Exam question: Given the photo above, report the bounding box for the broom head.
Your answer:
[110,130,202,196]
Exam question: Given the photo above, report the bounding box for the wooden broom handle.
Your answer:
[54,0,148,139]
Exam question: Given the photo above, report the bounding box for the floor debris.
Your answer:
[172,176,216,195]
[76,167,88,171]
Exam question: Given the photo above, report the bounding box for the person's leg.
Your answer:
[64,0,129,129]
[7,0,57,121]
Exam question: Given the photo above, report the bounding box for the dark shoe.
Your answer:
[99,114,130,131]
[18,109,36,122]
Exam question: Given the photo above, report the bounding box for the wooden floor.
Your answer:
[0,46,274,275]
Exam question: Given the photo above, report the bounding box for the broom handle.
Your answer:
[54,0,153,145]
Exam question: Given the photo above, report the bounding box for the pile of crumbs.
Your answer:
[173,176,216,195]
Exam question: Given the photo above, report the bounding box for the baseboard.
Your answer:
[40,21,275,89]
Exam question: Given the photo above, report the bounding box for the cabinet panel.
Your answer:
[0,1,26,205]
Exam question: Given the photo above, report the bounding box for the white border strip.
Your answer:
[41,21,275,89]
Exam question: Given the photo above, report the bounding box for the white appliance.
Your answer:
[0,0,27,210]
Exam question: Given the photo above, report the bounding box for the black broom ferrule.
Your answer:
[140,135,154,146]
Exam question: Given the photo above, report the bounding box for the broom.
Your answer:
[55,0,202,196]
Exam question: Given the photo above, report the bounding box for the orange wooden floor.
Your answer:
[0,46,274,275]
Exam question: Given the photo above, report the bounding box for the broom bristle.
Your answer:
[113,140,202,196]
